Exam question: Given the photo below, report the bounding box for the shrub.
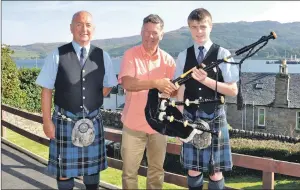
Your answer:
[18,68,42,113]
[230,138,300,163]
[225,138,300,177]
[1,45,26,108]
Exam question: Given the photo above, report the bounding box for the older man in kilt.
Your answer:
[36,11,117,190]
[174,8,239,189]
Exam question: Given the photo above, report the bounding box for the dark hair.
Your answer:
[187,8,212,24]
[143,14,164,30]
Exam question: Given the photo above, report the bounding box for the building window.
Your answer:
[296,111,300,130]
[258,108,265,126]
[118,86,124,95]
[255,83,263,89]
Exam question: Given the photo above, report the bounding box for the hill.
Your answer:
[9,21,300,59]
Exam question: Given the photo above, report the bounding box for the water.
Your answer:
[237,59,300,73]
[15,59,44,69]
[14,58,300,73]
[14,58,122,74]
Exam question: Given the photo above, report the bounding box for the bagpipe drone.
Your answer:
[144,31,277,174]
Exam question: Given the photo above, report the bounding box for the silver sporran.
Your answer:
[72,118,95,147]
[179,119,213,149]
[192,119,212,149]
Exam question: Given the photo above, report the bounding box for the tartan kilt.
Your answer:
[180,106,233,173]
[47,105,107,178]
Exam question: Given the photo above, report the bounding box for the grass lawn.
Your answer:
[226,175,300,189]
[4,128,300,189]
[4,129,181,189]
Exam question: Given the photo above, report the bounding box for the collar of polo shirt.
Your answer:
[140,45,160,61]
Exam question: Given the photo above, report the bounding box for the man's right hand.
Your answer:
[43,120,55,139]
[154,78,178,95]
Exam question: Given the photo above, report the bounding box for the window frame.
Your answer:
[296,111,300,130]
[257,108,266,126]
[118,86,124,95]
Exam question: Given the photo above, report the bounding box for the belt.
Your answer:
[54,108,102,123]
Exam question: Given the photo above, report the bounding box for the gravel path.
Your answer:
[2,111,47,138]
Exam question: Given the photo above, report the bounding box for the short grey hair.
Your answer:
[143,14,164,30]
[71,11,93,24]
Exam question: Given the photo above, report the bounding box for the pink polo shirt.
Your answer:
[118,45,176,134]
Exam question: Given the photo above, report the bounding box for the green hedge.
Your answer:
[226,138,300,177]
[231,138,300,163]
[2,45,27,108]
[18,68,42,113]
[2,45,44,113]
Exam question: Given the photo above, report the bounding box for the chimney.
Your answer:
[273,59,290,107]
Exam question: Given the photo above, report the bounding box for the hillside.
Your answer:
[9,21,300,59]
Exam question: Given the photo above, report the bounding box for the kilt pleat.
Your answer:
[180,106,233,172]
[47,105,107,178]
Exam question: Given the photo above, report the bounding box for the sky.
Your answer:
[2,1,300,45]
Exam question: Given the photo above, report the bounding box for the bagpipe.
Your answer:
[144,32,277,174]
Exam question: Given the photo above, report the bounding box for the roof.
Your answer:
[225,72,300,108]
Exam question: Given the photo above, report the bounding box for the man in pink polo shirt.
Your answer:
[118,14,177,189]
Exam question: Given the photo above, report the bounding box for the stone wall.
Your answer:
[229,128,299,143]
[226,103,300,138]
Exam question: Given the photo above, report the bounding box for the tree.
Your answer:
[1,44,26,108]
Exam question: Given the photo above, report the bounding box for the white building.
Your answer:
[103,85,125,111]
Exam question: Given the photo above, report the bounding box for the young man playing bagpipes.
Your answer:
[174,8,239,189]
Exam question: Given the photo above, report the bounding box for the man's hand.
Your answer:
[154,78,177,95]
[191,66,207,83]
[43,120,55,139]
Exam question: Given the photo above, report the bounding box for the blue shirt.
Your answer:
[36,41,117,89]
[174,40,239,83]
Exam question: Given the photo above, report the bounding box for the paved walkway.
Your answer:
[1,143,107,189]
